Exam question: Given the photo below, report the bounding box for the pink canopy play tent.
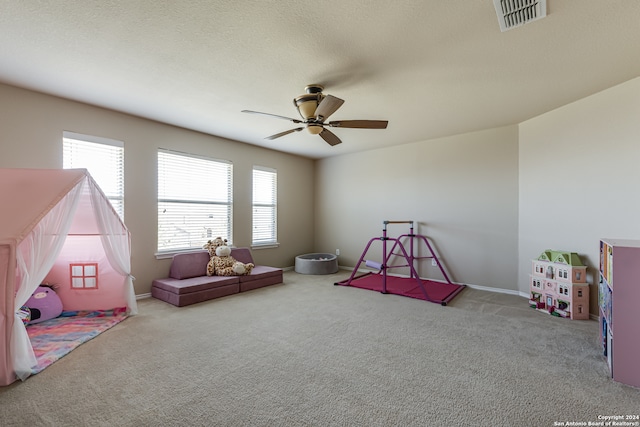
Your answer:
[0,168,137,385]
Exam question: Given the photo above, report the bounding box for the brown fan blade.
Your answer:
[327,120,388,129]
[319,128,342,146]
[242,110,303,124]
[314,95,344,121]
[265,127,303,140]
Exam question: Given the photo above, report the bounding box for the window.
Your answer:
[252,166,277,246]
[157,149,232,253]
[63,131,124,218]
[70,263,99,289]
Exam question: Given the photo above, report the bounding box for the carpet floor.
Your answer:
[1,270,638,426]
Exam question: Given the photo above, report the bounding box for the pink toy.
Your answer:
[335,220,465,306]
[529,249,589,320]
[0,168,137,386]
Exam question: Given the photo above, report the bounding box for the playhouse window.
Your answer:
[70,263,99,289]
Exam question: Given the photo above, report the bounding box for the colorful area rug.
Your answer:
[336,273,465,305]
[27,308,128,374]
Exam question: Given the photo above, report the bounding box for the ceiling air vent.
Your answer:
[493,0,547,32]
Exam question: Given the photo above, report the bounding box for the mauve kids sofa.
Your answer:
[151,248,283,307]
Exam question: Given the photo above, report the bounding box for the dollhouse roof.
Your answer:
[537,249,584,267]
[538,250,553,262]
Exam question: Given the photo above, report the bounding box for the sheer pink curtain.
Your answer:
[12,182,83,380]
[87,178,138,315]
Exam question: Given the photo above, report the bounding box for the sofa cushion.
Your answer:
[153,275,238,295]
[169,251,210,279]
[230,247,255,265]
[238,265,282,283]
[151,282,239,307]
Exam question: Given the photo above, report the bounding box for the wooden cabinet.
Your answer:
[599,239,640,388]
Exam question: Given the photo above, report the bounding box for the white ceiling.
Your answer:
[1,1,639,159]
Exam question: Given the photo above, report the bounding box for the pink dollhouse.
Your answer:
[529,249,590,320]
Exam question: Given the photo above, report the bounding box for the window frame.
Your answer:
[156,149,233,257]
[62,131,125,219]
[252,165,278,248]
[69,263,99,290]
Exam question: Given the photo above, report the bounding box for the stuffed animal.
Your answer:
[204,237,228,275]
[203,236,227,258]
[203,237,254,276]
[21,284,63,324]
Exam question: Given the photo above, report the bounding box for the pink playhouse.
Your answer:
[0,168,137,386]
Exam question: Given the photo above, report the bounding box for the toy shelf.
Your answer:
[599,238,640,388]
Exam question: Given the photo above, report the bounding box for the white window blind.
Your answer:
[63,131,124,219]
[158,149,233,253]
[252,166,277,246]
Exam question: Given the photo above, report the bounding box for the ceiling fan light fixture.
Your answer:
[306,124,323,135]
[294,93,323,119]
[294,85,325,119]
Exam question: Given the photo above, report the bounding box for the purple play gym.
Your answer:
[335,220,466,305]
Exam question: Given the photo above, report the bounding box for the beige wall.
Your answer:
[316,77,640,317]
[519,77,640,314]
[315,125,520,292]
[0,83,315,295]
[3,75,639,314]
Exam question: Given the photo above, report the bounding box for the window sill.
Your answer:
[156,243,278,259]
[155,248,205,260]
[251,242,280,250]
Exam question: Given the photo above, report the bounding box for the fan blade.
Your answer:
[327,120,388,129]
[314,95,344,121]
[319,128,342,146]
[265,127,303,140]
[242,110,303,124]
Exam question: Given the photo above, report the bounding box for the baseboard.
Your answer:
[465,282,522,296]
[136,293,151,300]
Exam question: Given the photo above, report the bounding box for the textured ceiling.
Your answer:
[1,1,639,159]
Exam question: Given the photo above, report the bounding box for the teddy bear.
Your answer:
[203,237,254,277]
